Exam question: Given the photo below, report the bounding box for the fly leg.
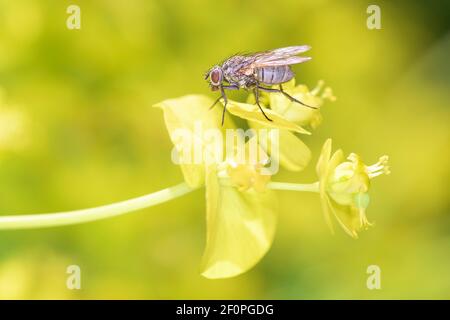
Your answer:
[209,85,239,126]
[253,86,272,122]
[209,95,222,110]
[219,86,229,125]
[279,84,315,109]
[209,85,239,110]
[258,84,317,109]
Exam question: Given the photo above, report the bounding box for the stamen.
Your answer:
[367,155,390,178]
[311,80,325,96]
[347,153,360,164]
[321,87,336,101]
[359,207,373,229]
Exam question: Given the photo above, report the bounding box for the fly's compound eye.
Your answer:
[210,69,222,86]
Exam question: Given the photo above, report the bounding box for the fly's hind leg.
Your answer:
[253,86,272,122]
[258,84,317,109]
[279,84,316,109]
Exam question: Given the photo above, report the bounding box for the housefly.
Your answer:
[205,45,316,125]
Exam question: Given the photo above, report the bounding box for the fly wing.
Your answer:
[253,56,311,67]
[253,45,311,66]
[268,45,311,57]
[238,45,311,73]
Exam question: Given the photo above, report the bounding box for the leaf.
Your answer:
[249,121,311,172]
[154,95,227,187]
[201,166,277,279]
[225,99,310,135]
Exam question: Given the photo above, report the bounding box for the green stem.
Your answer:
[0,183,195,230]
[267,181,320,193]
[0,180,319,231]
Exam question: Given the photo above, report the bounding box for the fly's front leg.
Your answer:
[209,95,222,110]
[209,85,238,111]
[258,84,317,109]
[209,85,238,125]
[220,86,229,126]
[253,86,272,122]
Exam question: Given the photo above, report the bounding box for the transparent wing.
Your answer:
[247,45,312,68]
[253,56,311,66]
[265,45,311,57]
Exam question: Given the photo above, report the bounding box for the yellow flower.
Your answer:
[226,161,271,193]
[201,164,277,279]
[200,139,275,278]
[154,95,228,187]
[245,79,336,171]
[256,79,336,129]
[316,139,390,238]
[155,95,278,279]
[224,98,310,134]
[217,83,316,173]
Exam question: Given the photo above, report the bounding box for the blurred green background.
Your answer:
[0,0,449,299]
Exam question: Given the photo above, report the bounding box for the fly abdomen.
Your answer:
[256,65,294,85]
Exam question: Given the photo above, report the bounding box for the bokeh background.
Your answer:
[0,0,448,299]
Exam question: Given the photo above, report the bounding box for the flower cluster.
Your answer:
[154,79,389,279]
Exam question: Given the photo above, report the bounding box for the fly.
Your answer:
[205,45,317,125]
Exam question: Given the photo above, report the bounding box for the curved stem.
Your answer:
[0,180,319,231]
[0,183,196,230]
[267,181,320,193]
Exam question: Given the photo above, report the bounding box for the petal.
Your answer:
[328,149,345,174]
[225,99,310,135]
[201,166,277,279]
[270,92,321,121]
[316,138,332,180]
[328,189,354,206]
[325,195,360,239]
[246,91,270,106]
[319,193,334,234]
[250,121,311,172]
[269,84,323,127]
[154,95,225,187]
[283,107,323,129]
[280,78,296,89]
[325,148,345,188]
